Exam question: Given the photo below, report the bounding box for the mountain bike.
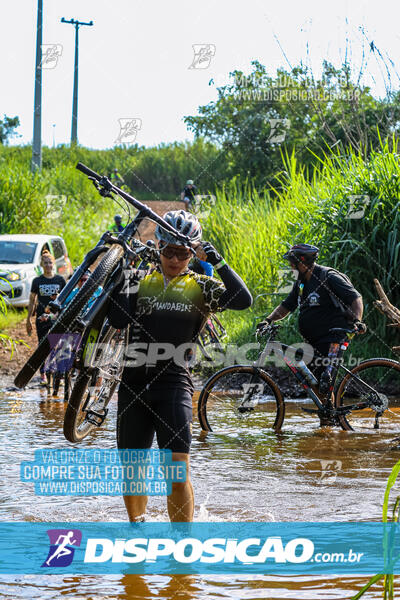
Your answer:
[197,323,400,433]
[14,162,193,442]
[198,314,227,360]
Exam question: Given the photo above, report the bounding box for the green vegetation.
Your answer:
[351,459,400,599]
[185,61,400,187]
[201,141,400,358]
[1,140,399,356]
[0,138,223,200]
[0,115,20,144]
[0,307,27,332]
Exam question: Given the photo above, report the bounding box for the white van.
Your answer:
[0,234,73,308]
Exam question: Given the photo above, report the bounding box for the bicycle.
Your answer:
[14,162,193,442]
[197,323,400,434]
[197,314,227,360]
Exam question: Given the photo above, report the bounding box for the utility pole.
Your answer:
[32,0,43,171]
[61,17,93,145]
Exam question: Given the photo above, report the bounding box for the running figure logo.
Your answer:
[42,529,82,567]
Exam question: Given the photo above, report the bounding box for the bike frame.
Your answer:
[47,162,193,340]
[254,330,379,416]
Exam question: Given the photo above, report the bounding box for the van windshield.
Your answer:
[0,241,37,264]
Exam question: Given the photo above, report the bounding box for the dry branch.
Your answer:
[373,279,400,328]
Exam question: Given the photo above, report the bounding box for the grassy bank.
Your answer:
[1,141,399,357]
[201,142,400,359]
[0,308,27,332]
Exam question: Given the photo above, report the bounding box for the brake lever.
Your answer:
[90,176,114,198]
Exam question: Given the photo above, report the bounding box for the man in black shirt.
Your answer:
[257,244,366,424]
[180,179,197,211]
[26,252,66,384]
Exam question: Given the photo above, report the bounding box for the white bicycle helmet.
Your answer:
[155,210,202,246]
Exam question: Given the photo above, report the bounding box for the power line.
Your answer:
[61,17,94,145]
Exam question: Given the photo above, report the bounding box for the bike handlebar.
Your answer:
[76,162,101,180]
[76,162,192,246]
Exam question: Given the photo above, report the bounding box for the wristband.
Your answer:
[214,258,227,270]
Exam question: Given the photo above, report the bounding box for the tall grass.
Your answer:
[1,140,400,355]
[0,139,224,199]
[201,143,400,356]
[0,158,117,265]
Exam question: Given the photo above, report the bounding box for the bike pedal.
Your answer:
[238,406,255,413]
[85,407,109,426]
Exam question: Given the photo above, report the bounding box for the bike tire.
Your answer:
[14,244,124,389]
[335,358,400,431]
[198,365,285,434]
[63,371,94,442]
[63,325,126,443]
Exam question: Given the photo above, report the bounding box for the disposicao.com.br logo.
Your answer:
[0,522,394,574]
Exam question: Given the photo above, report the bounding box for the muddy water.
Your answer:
[1,378,400,599]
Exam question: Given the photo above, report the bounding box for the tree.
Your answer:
[184,61,400,188]
[0,115,20,144]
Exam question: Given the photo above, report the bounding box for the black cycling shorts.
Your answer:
[116,383,193,454]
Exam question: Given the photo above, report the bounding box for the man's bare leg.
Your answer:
[167,453,194,522]
[123,495,148,522]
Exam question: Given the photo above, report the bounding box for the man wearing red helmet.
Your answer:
[257,244,365,424]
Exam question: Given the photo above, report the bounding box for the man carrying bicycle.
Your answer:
[257,244,366,425]
[107,210,252,522]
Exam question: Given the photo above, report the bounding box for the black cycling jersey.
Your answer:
[108,264,252,392]
[281,264,360,345]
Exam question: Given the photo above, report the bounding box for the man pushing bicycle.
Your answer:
[257,244,366,425]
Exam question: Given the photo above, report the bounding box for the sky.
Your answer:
[2,0,400,149]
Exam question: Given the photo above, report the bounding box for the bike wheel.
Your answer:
[63,325,126,443]
[335,358,400,431]
[14,244,124,389]
[198,365,285,434]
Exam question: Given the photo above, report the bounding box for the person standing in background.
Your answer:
[26,251,66,384]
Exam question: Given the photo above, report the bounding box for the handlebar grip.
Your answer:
[76,162,101,181]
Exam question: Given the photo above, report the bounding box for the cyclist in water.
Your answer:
[107,210,252,522]
[181,179,197,211]
[257,244,366,425]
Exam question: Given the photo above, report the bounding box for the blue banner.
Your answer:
[0,522,399,574]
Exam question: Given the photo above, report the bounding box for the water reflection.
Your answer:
[0,378,399,598]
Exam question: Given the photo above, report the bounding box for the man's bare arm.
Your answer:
[349,297,363,322]
[26,292,37,335]
[266,304,290,322]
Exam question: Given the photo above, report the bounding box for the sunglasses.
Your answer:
[160,247,192,261]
